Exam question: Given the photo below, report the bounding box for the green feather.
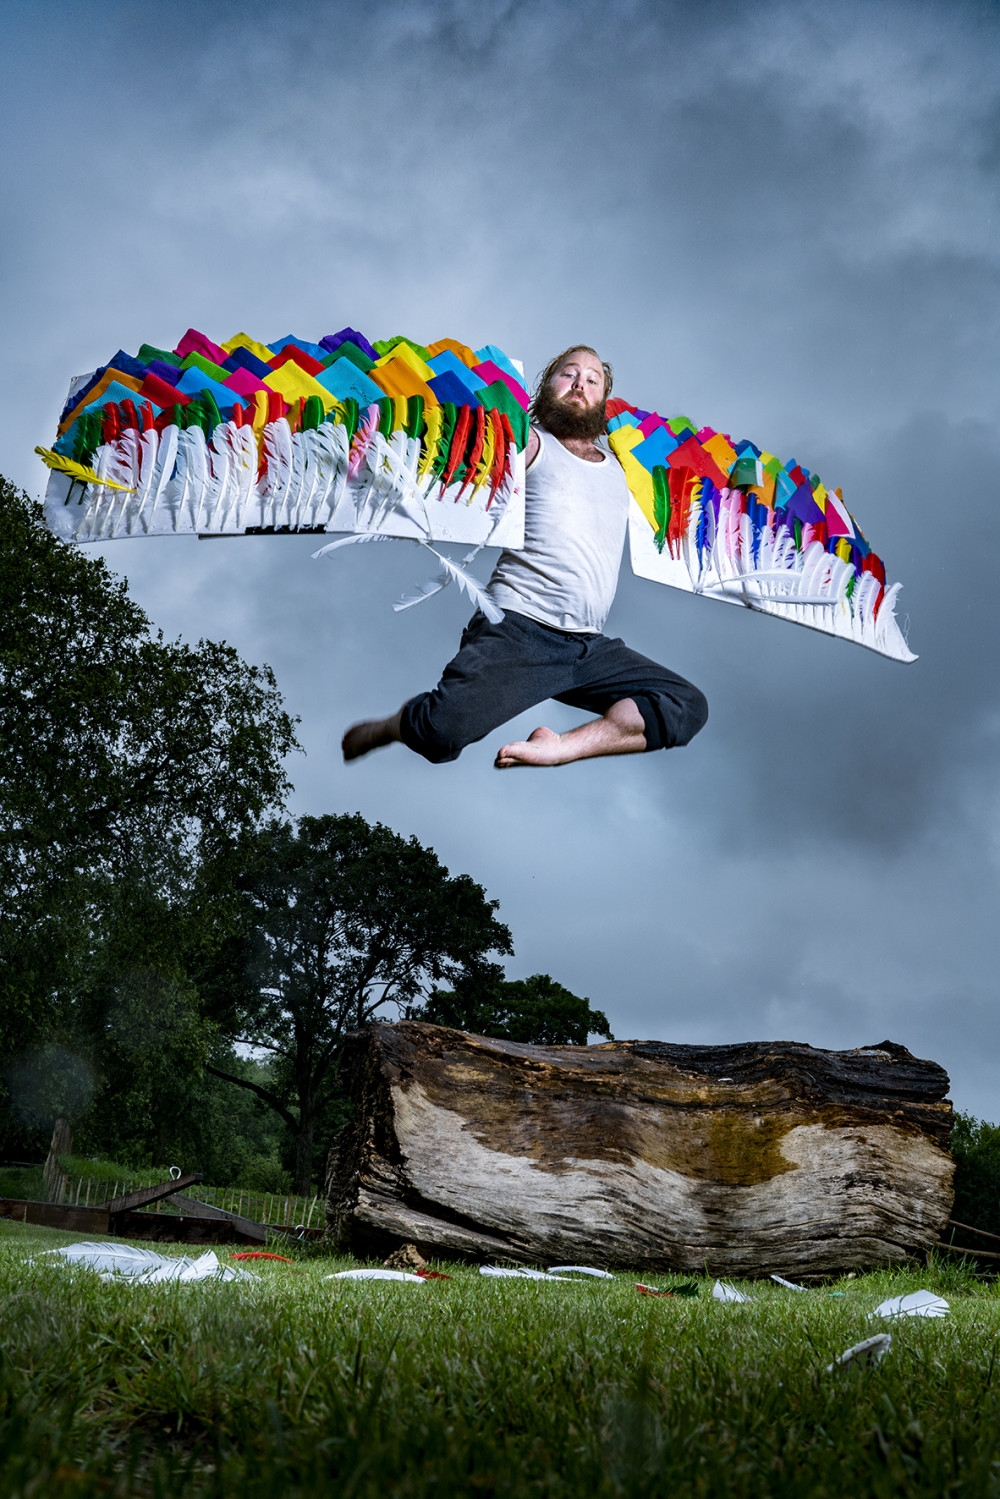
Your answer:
[652,465,670,553]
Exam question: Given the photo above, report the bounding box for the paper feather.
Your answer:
[827,1333,892,1371]
[479,1266,571,1281]
[873,1289,949,1319]
[325,1268,426,1283]
[392,545,503,623]
[35,445,134,492]
[548,1266,614,1279]
[712,1279,754,1303]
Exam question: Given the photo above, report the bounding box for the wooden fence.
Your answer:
[55,1174,323,1230]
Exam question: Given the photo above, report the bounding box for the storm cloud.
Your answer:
[2,0,997,1110]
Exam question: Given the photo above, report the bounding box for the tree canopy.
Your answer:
[203,813,515,1191]
[421,970,613,1045]
[0,475,300,1156]
[1,477,299,900]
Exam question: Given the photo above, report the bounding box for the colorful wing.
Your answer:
[608,399,915,664]
[41,328,530,552]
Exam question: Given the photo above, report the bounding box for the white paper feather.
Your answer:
[771,1274,811,1291]
[394,545,504,623]
[827,1333,893,1371]
[873,1289,950,1319]
[479,1266,571,1281]
[712,1279,754,1303]
[42,1242,249,1283]
[325,1268,425,1283]
[547,1266,614,1279]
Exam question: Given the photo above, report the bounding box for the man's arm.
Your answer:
[525,425,540,469]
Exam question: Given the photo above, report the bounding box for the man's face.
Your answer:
[549,351,607,410]
[534,349,608,439]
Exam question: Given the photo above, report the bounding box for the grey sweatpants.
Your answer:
[399,609,708,764]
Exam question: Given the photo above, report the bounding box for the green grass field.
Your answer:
[2,1221,999,1498]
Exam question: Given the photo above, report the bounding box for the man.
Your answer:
[342,346,708,768]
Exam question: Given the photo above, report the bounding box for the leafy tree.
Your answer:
[0,475,300,1153]
[950,1111,1000,1241]
[420,970,613,1045]
[1,477,298,898]
[204,813,514,1192]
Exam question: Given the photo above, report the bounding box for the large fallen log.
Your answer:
[326,1023,954,1275]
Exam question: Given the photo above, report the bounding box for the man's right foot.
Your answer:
[342,714,401,762]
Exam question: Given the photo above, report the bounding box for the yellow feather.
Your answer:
[473,413,495,493]
[34,446,135,492]
[418,406,443,479]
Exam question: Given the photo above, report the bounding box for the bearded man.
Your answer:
[342,345,708,768]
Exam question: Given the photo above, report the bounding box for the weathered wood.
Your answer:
[101,1172,203,1216]
[43,1117,72,1202]
[327,1023,955,1275]
[167,1193,271,1243]
[115,1211,259,1244]
[948,1219,1000,1244]
[0,1199,110,1234]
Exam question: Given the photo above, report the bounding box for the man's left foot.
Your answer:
[494,726,568,768]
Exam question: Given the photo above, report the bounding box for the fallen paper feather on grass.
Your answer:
[713,1280,754,1303]
[480,1266,571,1281]
[43,1243,249,1283]
[827,1333,893,1371]
[873,1289,950,1319]
[548,1265,614,1278]
[771,1274,811,1291]
[326,1268,425,1283]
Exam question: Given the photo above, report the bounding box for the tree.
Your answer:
[0,475,300,1153]
[203,813,514,1192]
[420,970,613,1045]
[1,478,298,901]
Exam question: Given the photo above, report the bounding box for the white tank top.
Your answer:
[485,428,630,633]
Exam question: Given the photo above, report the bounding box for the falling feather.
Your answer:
[394,543,504,624]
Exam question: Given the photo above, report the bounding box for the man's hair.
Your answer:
[530,345,614,422]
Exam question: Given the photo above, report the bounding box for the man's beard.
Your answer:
[532,384,607,440]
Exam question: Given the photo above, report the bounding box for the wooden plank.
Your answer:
[939,1240,1000,1262]
[103,1172,203,1216]
[116,1211,261,1245]
[948,1218,1000,1245]
[0,1199,110,1233]
[168,1193,272,1242]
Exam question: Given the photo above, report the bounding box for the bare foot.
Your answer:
[342,711,402,762]
[494,701,648,768]
[494,726,567,768]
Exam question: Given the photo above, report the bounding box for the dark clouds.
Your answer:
[1,0,997,1111]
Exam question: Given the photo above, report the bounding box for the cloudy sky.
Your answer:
[2,0,997,1114]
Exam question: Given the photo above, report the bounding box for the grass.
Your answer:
[2,1223,1000,1497]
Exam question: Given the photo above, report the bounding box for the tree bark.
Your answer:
[43,1116,72,1203]
[326,1023,955,1275]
